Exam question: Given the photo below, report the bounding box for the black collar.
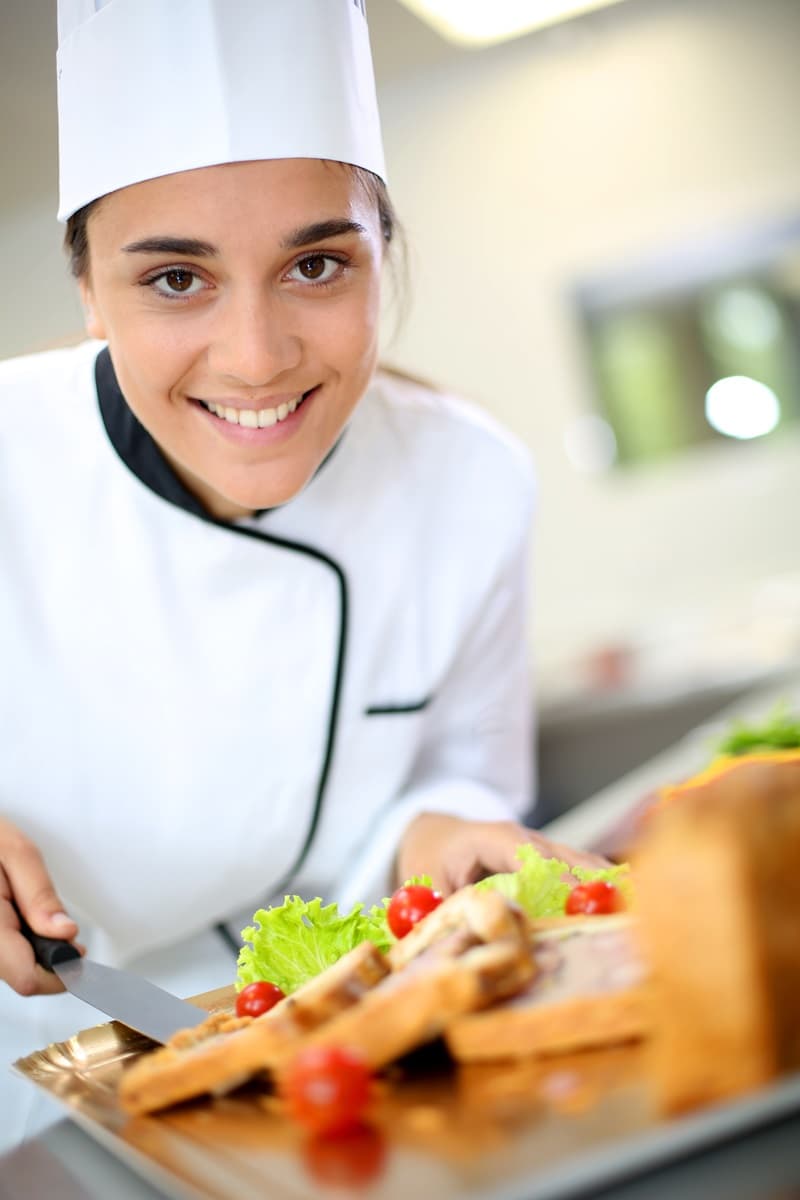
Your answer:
[95,347,218,518]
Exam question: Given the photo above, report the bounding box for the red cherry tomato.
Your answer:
[302,1124,387,1188]
[281,1045,372,1135]
[386,884,443,939]
[235,980,285,1018]
[565,880,625,916]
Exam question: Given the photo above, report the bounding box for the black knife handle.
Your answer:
[12,901,80,970]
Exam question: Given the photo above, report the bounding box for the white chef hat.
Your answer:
[56,0,386,222]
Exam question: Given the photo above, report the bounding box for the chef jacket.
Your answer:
[0,340,535,1146]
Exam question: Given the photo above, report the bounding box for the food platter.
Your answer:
[13,984,800,1200]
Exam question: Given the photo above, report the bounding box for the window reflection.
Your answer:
[574,219,800,468]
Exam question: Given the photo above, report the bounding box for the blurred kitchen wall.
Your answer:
[0,2,82,355]
[2,0,800,692]
[374,0,800,684]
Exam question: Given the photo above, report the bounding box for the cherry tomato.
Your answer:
[386,884,443,939]
[565,880,625,916]
[235,980,285,1018]
[302,1124,386,1188]
[281,1045,372,1135]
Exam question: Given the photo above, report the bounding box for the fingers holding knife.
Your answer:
[0,818,83,996]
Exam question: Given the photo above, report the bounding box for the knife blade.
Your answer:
[16,905,208,1043]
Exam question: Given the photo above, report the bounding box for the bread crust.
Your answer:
[447,987,646,1062]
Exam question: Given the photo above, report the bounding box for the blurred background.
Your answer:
[3,0,800,819]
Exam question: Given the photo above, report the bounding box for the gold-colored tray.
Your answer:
[14,986,800,1200]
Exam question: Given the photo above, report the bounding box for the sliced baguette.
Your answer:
[120,890,534,1114]
[119,940,388,1115]
[272,938,536,1074]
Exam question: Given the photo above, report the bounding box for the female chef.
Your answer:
[0,0,602,1148]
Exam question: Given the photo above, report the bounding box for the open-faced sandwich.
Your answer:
[120,735,800,1127]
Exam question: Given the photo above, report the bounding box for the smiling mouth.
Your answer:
[196,389,312,428]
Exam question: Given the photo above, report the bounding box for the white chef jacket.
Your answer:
[0,340,535,1147]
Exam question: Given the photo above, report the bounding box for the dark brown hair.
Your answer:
[63,197,96,280]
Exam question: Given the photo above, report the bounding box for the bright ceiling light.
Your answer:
[705,376,781,441]
[395,0,630,47]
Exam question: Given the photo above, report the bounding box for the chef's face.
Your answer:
[79,159,385,519]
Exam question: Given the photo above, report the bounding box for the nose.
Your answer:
[209,287,303,387]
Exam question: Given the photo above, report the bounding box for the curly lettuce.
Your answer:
[475,843,632,917]
[237,896,393,995]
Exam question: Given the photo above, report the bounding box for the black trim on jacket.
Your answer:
[365,696,432,716]
[94,347,348,949]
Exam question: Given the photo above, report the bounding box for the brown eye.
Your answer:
[297,256,326,280]
[165,268,194,292]
[287,255,342,286]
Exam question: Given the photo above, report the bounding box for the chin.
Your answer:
[220,464,317,515]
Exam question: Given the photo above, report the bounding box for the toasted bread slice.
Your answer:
[446,915,647,1062]
[119,940,388,1115]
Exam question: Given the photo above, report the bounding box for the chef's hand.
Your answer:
[0,818,82,996]
[396,813,612,895]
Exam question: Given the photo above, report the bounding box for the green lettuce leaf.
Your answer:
[475,843,632,918]
[237,895,393,995]
[715,701,800,758]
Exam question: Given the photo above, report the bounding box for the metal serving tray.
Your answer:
[13,985,800,1200]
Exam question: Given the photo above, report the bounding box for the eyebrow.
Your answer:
[282,219,366,248]
[121,220,366,258]
[122,236,217,257]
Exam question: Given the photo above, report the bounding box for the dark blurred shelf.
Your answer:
[535,662,796,825]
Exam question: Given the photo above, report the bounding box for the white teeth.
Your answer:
[201,396,304,427]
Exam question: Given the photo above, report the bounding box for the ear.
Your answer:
[77,277,106,340]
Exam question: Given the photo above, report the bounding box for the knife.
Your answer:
[16,905,208,1043]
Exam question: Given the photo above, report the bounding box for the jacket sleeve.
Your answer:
[333,471,536,909]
